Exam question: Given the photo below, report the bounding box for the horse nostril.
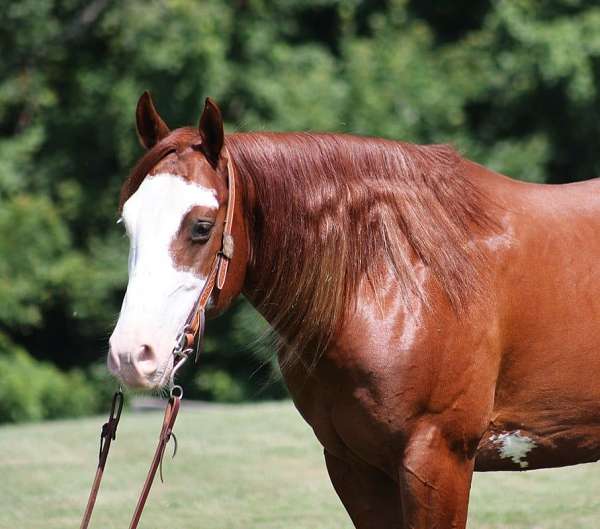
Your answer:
[134,344,158,376]
[138,344,154,362]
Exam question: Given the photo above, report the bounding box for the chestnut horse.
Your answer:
[108,93,600,528]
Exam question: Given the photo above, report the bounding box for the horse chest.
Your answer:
[291,387,400,477]
[283,355,419,476]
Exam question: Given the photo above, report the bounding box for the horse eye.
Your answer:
[190,220,213,243]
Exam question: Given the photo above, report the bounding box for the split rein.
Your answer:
[79,150,236,529]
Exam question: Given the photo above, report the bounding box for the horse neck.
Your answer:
[229,132,355,360]
[228,132,495,367]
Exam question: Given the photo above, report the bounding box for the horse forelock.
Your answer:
[120,127,201,211]
[226,132,496,371]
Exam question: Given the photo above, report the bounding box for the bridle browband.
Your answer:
[80,147,237,529]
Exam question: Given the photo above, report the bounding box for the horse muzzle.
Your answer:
[108,340,168,389]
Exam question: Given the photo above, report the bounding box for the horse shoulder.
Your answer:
[287,268,505,474]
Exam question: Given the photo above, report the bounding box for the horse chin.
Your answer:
[111,358,174,392]
[154,363,175,390]
[136,358,175,392]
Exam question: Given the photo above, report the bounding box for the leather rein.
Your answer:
[79,149,236,529]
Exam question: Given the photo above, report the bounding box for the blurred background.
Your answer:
[2,0,600,423]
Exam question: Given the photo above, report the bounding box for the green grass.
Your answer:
[0,401,598,529]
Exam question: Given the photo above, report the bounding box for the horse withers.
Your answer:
[108,92,600,528]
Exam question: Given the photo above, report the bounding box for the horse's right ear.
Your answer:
[135,91,170,150]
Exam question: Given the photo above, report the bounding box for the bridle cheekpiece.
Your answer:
[169,147,237,394]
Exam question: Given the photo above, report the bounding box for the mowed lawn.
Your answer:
[0,401,598,529]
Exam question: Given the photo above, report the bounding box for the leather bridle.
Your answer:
[170,147,236,387]
[80,148,236,529]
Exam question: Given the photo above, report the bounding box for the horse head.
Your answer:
[108,92,248,389]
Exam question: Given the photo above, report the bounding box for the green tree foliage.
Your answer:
[0,332,110,422]
[1,0,600,418]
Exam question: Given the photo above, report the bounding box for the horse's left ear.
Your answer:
[198,97,224,167]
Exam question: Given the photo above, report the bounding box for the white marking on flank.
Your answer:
[489,431,536,468]
[109,173,219,386]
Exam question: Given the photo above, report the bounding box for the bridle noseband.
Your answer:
[80,147,237,529]
[170,146,237,390]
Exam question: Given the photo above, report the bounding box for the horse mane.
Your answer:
[119,127,200,209]
[122,129,495,371]
[226,132,495,370]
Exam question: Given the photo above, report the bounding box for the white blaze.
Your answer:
[110,173,218,384]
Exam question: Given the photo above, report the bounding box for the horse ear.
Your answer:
[198,97,224,167]
[135,91,170,150]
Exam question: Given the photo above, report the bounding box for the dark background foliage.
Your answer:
[2,0,600,421]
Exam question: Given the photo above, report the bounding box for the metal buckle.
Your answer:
[173,326,190,356]
[221,233,234,259]
[170,385,183,399]
[172,350,190,375]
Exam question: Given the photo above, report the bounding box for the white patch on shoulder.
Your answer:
[489,430,536,468]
